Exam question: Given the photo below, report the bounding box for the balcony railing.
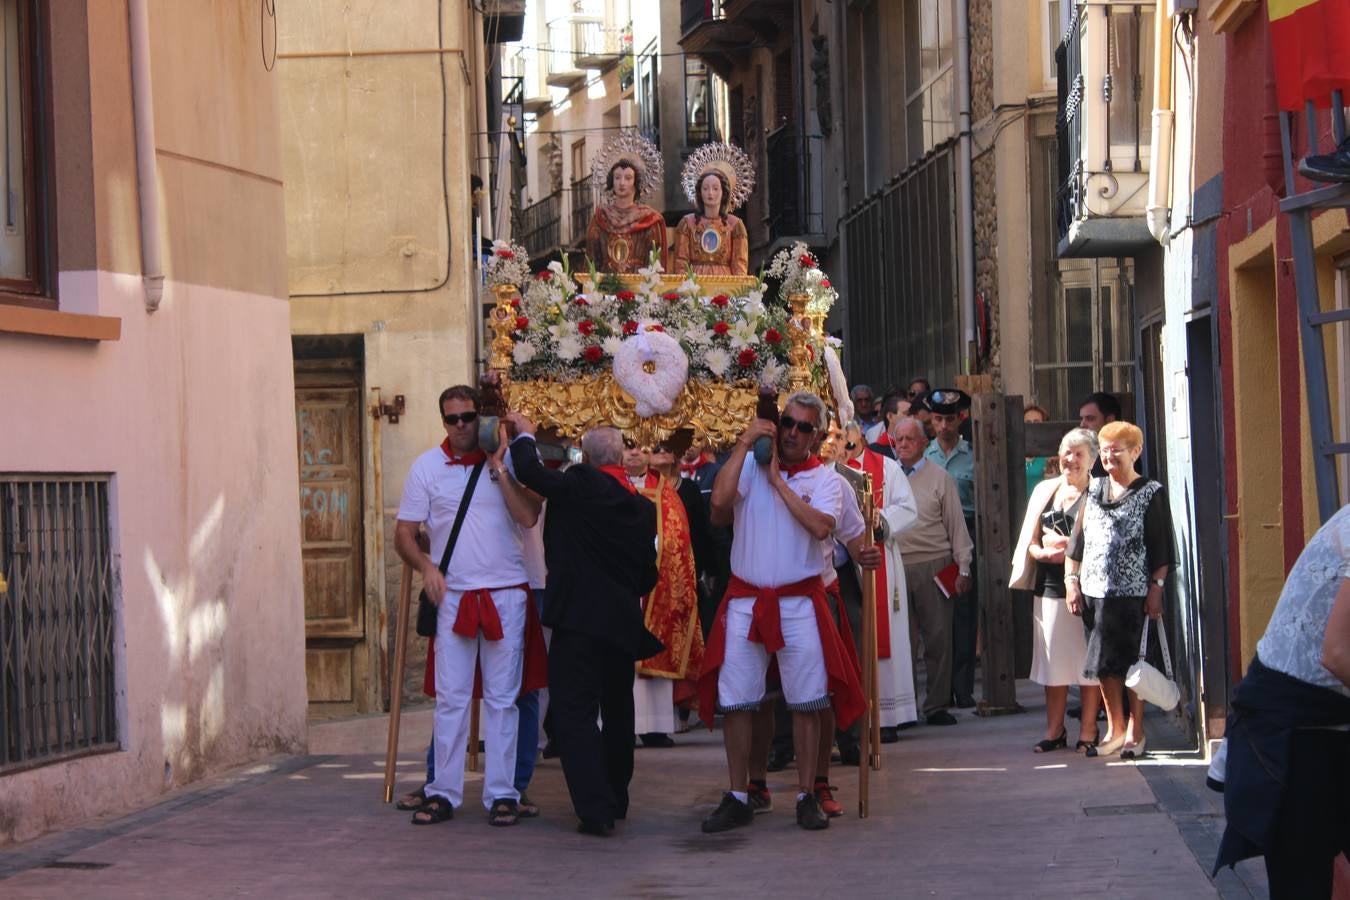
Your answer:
[681,0,723,36]
[518,191,561,259]
[569,175,594,247]
[572,16,626,69]
[1054,1,1155,258]
[766,129,824,241]
[544,22,586,89]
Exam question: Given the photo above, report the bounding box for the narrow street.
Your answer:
[0,681,1259,899]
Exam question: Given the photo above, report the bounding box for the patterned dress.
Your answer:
[670,214,749,276]
[585,203,667,274]
[1068,476,1174,679]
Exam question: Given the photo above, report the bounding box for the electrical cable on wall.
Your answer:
[289,0,454,299]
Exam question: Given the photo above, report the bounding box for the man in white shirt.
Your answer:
[700,392,865,834]
[394,385,542,827]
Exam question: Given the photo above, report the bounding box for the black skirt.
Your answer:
[1081,594,1145,680]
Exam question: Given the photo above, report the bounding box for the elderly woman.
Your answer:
[1064,422,1174,759]
[1011,428,1103,752]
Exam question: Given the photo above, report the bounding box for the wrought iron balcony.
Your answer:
[572,16,626,69]
[679,0,756,76]
[1055,1,1155,258]
[766,128,825,243]
[518,191,561,259]
[543,22,586,89]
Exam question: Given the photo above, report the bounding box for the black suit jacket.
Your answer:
[510,437,663,660]
[869,442,897,461]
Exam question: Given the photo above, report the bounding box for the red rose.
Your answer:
[616,290,636,302]
[497,249,515,259]
[583,345,603,363]
[535,271,552,281]
[807,344,815,360]
[821,278,831,289]
[510,298,521,308]
[737,348,757,367]
[662,292,681,302]
[573,296,589,306]
[711,294,730,307]
[764,328,782,344]
[514,316,529,331]
[578,319,596,336]
[622,320,638,335]
[713,321,729,335]
[798,254,815,268]
[650,324,665,332]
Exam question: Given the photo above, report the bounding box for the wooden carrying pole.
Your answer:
[858,470,882,817]
[382,563,415,803]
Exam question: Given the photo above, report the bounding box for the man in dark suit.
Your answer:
[505,413,661,836]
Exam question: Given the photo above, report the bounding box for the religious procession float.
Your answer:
[482,132,849,447]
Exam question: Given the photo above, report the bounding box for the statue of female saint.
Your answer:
[585,132,667,274]
[671,142,755,276]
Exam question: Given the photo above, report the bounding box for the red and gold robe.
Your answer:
[634,472,705,692]
[585,204,667,274]
[671,213,749,276]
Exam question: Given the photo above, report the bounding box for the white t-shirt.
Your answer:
[1257,503,1350,697]
[396,446,528,591]
[730,455,842,588]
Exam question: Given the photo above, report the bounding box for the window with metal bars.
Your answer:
[0,476,118,772]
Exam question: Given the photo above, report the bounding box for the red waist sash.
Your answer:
[697,574,865,730]
[422,585,548,699]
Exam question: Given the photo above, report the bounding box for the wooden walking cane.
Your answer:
[469,701,481,772]
[858,470,883,817]
[383,562,414,803]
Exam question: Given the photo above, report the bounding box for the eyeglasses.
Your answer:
[650,444,669,455]
[845,441,857,451]
[622,438,638,449]
[778,414,817,435]
[442,411,478,426]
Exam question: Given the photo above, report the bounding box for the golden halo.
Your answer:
[681,142,755,212]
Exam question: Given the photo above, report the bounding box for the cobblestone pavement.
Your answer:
[0,682,1233,899]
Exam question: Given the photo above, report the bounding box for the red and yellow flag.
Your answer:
[1268,0,1350,109]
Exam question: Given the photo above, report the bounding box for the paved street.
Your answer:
[0,681,1257,899]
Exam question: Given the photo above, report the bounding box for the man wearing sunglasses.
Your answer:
[394,385,544,828]
[698,392,865,834]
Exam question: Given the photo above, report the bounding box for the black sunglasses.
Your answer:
[443,411,478,426]
[778,414,817,435]
[845,440,857,450]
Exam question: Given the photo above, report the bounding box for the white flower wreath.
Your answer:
[613,330,690,418]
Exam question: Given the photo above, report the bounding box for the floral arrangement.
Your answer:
[506,256,804,389]
[485,239,532,289]
[766,240,837,311]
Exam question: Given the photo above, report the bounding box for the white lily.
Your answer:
[728,320,759,350]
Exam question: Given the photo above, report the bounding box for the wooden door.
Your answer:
[296,379,366,716]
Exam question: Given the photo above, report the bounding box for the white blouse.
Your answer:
[1256,504,1350,697]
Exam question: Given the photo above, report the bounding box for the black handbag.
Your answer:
[415,460,485,637]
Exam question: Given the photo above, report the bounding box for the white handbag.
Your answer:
[1125,617,1180,711]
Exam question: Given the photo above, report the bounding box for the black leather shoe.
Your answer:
[879,727,899,744]
[701,793,754,833]
[640,732,675,748]
[577,818,614,837]
[795,794,829,830]
[765,747,794,772]
[838,744,860,766]
[541,741,560,759]
[926,710,958,726]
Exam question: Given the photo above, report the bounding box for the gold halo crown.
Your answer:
[681,142,755,212]
[591,131,664,203]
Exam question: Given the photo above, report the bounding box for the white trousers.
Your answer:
[633,676,676,734]
[426,587,526,810]
[718,596,828,711]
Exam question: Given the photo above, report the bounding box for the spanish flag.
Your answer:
[1268,0,1350,109]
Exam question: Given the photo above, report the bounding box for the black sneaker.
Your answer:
[1299,136,1350,183]
[795,793,829,830]
[926,710,958,726]
[701,793,754,833]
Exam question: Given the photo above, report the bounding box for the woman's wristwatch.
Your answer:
[1151,577,1165,588]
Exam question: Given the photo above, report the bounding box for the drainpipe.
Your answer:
[955,0,976,371]
[1146,0,1173,243]
[469,1,492,371]
[129,0,164,311]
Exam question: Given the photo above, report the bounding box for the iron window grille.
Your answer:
[1,476,118,772]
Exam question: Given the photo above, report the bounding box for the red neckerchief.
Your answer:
[440,439,486,467]
[781,454,824,477]
[680,457,710,477]
[598,464,638,493]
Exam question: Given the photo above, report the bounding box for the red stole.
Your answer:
[421,586,548,699]
[636,475,705,686]
[697,574,865,730]
[598,464,638,493]
[846,450,893,660]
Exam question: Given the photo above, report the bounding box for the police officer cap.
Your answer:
[920,388,971,414]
